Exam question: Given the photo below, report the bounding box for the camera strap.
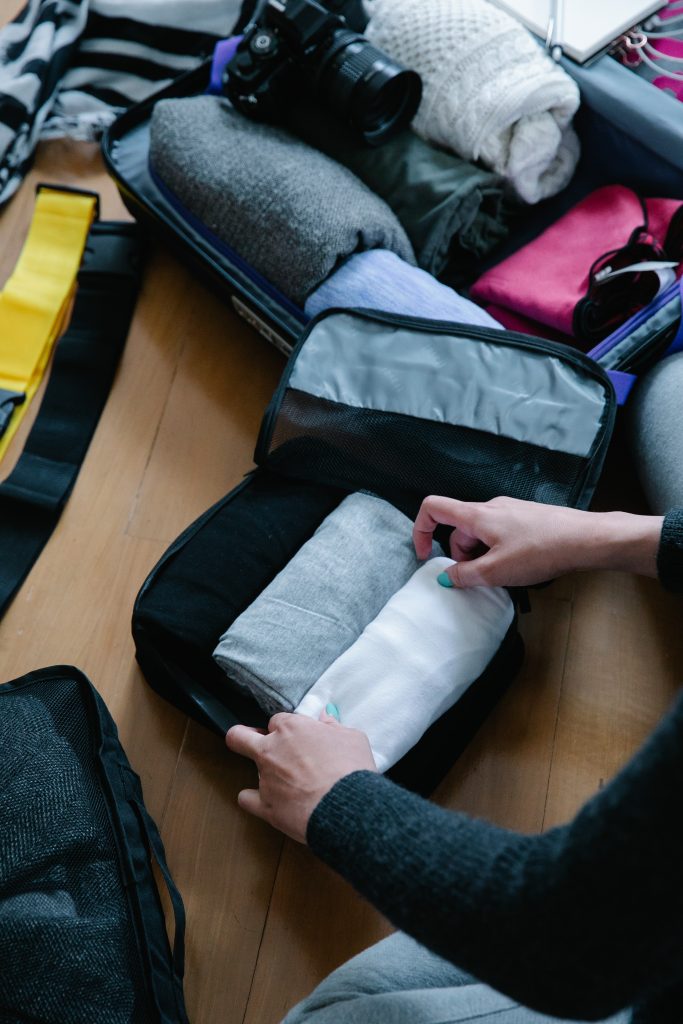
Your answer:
[0,209,143,619]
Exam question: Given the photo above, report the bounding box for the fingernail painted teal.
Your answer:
[325,702,341,721]
[437,572,454,588]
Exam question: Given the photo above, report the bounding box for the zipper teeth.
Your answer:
[600,307,678,371]
[81,685,158,1018]
[593,300,680,368]
[617,327,675,373]
[589,281,679,361]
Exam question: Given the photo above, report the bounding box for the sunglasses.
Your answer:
[573,201,683,344]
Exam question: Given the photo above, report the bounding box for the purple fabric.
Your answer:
[207,36,242,96]
[586,280,680,363]
[607,369,638,405]
[664,281,683,357]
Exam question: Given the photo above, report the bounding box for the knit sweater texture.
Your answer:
[149,96,415,304]
[364,0,580,205]
[308,507,683,1023]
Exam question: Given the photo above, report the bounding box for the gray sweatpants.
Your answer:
[282,932,631,1024]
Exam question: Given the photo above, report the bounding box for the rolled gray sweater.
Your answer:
[149,96,415,304]
[308,508,683,1024]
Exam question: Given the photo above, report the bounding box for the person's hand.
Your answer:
[225,712,377,843]
[413,495,663,588]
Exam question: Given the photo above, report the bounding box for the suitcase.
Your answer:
[102,22,677,793]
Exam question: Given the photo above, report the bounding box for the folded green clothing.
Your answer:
[149,95,415,304]
[285,101,510,276]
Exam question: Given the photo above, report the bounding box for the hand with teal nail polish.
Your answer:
[414,494,664,588]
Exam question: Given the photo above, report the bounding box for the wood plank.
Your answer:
[0,1,27,25]
[243,841,392,1024]
[543,570,683,829]
[127,275,282,544]
[159,724,284,1024]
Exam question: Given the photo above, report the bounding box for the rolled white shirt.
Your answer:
[295,556,514,772]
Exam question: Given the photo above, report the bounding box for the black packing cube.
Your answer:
[0,666,189,1024]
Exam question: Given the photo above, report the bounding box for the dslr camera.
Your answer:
[223,0,422,145]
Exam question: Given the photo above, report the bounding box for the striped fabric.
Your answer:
[0,0,244,207]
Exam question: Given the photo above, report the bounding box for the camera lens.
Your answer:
[317,31,422,145]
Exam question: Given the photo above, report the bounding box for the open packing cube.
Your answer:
[0,666,188,1024]
[133,308,616,795]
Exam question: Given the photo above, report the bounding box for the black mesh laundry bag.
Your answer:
[0,666,188,1024]
[133,309,617,797]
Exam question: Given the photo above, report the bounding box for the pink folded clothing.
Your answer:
[483,305,572,344]
[470,185,683,349]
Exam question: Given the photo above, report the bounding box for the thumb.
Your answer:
[319,704,342,725]
[237,787,267,820]
[441,557,491,590]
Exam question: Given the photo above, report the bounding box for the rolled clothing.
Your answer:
[628,352,683,514]
[213,492,432,716]
[286,101,509,276]
[305,249,502,328]
[470,186,683,347]
[149,95,415,305]
[295,556,514,772]
[364,0,580,205]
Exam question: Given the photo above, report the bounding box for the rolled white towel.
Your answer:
[364,0,581,205]
[295,556,514,772]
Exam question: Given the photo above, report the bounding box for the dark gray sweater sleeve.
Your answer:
[307,521,683,1021]
[657,507,683,592]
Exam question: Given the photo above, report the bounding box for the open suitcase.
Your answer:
[102,45,683,357]
[102,18,681,795]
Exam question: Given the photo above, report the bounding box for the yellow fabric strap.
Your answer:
[0,188,97,460]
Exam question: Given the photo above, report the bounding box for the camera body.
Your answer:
[223,0,421,145]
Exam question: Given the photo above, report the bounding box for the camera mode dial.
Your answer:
[250,30,279,59]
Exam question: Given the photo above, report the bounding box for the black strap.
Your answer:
[0,220,143,616]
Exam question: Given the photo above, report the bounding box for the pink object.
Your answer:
[483,305,572,344]
[650,1,683,99]
[470,185,682,349]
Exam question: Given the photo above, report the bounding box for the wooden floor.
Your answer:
[1,25,682,1022]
